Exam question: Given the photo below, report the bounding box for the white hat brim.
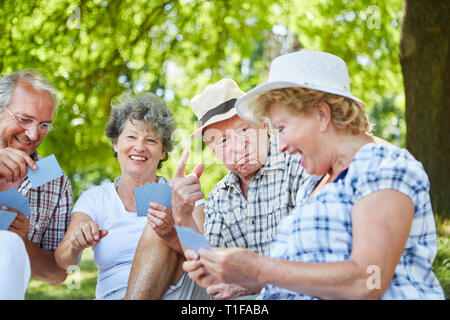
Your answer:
[236,81,365,122]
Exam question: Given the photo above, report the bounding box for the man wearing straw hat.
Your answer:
[168,79,309,299]
[128,79,308,299]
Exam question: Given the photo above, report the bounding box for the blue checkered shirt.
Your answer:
[259,143,444,300]
[204,134,309,256]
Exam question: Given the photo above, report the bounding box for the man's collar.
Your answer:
[257,134,287,174]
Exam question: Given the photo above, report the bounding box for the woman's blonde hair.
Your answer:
[254,87,371,135]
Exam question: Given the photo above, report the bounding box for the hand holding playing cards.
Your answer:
[1,205,30,241]
[147,202,180,251]
[0,147,36,184]
[69,221,108,250]
[172,150,204,227]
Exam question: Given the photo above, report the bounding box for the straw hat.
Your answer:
[235,50,364,121]
[191,78,245,138]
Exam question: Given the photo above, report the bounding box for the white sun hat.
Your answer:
[235,50,365,121]
[191,78,245,138]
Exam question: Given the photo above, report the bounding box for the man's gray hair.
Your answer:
[0,69,58,112]
[105,92,176,169]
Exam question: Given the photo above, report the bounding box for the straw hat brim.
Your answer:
[191,106,237,138]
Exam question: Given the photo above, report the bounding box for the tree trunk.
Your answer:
[400,0,450,220]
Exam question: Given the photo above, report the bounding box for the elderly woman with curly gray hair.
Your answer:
[55,92,208,300]
[183,51,445,300]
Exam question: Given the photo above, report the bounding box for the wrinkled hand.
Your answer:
[207,283,255,300]
[0,148,36,183]
[147,202,179,250]
[172,150,204,226]
[197,247,261,286]
[69,221,108,251]
[2,205,30,241]
[183,248,220,288]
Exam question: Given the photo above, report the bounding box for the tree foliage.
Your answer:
[0,0,405,200]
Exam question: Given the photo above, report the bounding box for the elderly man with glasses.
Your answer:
[0,70,72,297]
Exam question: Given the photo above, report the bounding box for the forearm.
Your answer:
[192,205,205,234]
[25,240,68,286]
[174,213,199,232]
[174,203,204,234]
[54,237,83,271]
[257,257,375,300]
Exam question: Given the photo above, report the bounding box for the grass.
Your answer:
[25,248,97,300]
[434,218,450,299]
[26,234,450,300]
[434,236,450,299]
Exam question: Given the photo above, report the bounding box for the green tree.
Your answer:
[1,0,413,204]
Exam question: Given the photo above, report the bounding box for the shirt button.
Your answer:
[249,219,255,225]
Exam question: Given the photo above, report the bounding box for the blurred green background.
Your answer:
[0,0,447,299]
[1,0,407,199]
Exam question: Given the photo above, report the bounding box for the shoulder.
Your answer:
[77,183,114,203]
[208,172,232,196]
[348,143,430,200]
[73,183,114,219]
[351,143,426,178]
[36,169,72,191]
[205,172,233,208]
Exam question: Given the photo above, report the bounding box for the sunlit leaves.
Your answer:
[0,0,405,199]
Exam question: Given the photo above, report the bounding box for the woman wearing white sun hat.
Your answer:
[183,50,445,300]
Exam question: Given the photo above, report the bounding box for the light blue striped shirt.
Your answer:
[260,143,444,300]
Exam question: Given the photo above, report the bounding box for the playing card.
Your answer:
[0,188,31,218]
[134,182,172,217]
[0,210,18,230]
[134,185,148,217]
[27,154,64,188]
[152,183,172,209]
[175,226,211,252]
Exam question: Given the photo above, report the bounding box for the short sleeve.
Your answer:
[350,144,430,206]
[73,186,102,222]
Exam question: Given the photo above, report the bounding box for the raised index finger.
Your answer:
[173,150,190,179]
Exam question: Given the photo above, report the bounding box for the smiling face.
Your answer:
[113,119,166,180]
[203,115,269,180]
[0,80,54,155]
[266,102,332,177]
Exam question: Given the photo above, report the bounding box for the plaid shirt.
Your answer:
[260,143,445,300]
[17,153,73,251]
[204,134,308,256]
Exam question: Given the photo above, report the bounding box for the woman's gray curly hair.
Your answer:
[105,92,175,169]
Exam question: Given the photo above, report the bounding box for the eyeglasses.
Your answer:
[3,107,54,133]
